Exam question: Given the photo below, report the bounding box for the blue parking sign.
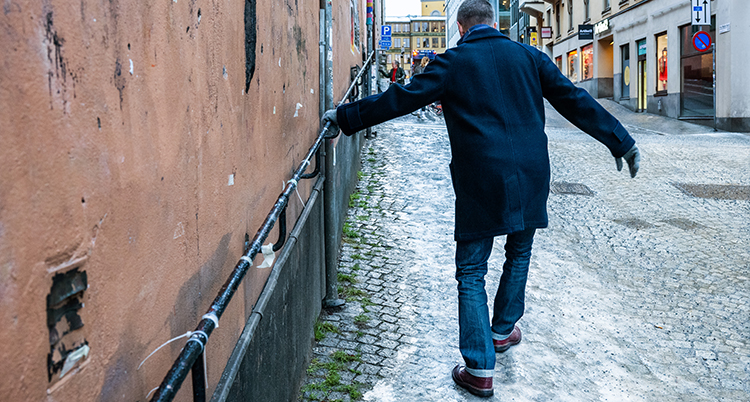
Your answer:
[381,25,391,37]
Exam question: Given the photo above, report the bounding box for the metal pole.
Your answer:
[322,0,345,309]
[191,353,207,402]
[713,42,717,131]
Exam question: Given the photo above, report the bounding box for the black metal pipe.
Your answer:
[272,207,286,252]
[150,51,375,402]
[300,148,320,179]
[209,176,324,402]
[191,353,207,402]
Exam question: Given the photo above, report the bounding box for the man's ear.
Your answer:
[457,21,465,37]
[493,22,498,29]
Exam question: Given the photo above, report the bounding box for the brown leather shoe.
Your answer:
[451,365,494,397]
[493,325,522,353]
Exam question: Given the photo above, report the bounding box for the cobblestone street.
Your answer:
[299,102,750,402]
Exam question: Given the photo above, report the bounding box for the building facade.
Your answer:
[383,12,447,78]
[542,0,750,131]
[447,0,512,47]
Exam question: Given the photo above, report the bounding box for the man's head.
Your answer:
[457,0,495,36]
[392,60,399,68]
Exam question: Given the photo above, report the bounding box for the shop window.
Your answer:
[555,55,563,72]
[680,24,715,117]
[567,50,578,81]
[655,33,668,94]
[581,44,593,80]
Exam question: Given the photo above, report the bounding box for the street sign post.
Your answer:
[691,0,710,26]
[380,25,392,50]
[692,31,711,52]
[381,25,391,38]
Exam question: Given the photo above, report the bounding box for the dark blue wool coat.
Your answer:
[337,26,635,241]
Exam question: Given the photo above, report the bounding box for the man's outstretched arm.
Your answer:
[536,51,640,177]
[323,53,450,136]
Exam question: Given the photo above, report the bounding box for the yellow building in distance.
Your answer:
[383,0,446,79]
[422,0,445,16]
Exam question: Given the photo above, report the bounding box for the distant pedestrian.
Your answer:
[387,60,406,86]
[412,57,430,118]
[323,0,640,397]
[414,56,430,76]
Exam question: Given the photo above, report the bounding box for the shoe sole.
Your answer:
[452,369,494,397]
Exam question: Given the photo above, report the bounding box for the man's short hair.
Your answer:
[457,0,494,28]
[393,60,399,66]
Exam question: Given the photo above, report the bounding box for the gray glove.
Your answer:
[321,109,340,135]
[616,145,640,178]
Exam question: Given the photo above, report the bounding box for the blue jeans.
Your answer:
[455,228,536,375]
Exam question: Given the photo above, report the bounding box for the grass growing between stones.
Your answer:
[314,321,342,342]
[302,351,364,400]
[342,222,359,240]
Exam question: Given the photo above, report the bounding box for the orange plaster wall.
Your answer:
[0,0,370,400]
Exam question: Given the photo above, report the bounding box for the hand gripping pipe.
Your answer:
[149,50,375,402]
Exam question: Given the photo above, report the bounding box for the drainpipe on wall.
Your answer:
[322,0,345,309]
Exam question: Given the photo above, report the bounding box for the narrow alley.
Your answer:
[300,102,750,401]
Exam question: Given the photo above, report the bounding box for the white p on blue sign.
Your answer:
[381,25,392,38]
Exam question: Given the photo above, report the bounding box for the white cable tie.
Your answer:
[202,312,219,329]
[146,386,159,399]
[240,255,253,265]
[295,187,306,208]
[288,179,305,208]
[186,331,208,354]
[138,331,192,370]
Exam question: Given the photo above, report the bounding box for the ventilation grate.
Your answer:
[550,181,595,196]
[672,183,750,201]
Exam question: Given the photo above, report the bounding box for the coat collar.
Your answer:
[457,24,508,45]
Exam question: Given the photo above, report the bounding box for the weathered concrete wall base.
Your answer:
[224,189,325,402]
[647,94,680,118]
[717,117,750,133]
[577,77,614,99]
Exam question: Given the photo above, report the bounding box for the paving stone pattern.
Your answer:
[299,104,750,402]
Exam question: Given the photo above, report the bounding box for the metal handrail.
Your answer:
[149,50,375,402]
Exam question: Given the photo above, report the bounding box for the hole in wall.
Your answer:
[47,267,89,382]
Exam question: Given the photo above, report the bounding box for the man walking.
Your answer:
[323,0,640,397]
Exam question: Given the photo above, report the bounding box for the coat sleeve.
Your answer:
[336,54,450,135]
[535,51,635,158]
